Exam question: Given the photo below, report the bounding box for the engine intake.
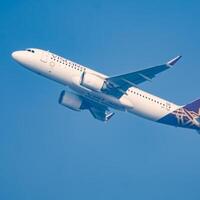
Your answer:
[59,90,83,111]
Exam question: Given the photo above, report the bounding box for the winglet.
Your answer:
[167,55,182,66]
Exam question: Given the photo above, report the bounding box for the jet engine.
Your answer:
[58,90,83,111]
[81,73,105,91]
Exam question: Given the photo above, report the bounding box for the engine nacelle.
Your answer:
[58,90,83,111]
[81,73,105,91]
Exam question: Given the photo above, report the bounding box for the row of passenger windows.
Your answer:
[50,56,85,72]
[128,89,168,107]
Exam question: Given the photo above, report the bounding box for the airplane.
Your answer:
[12,48,200,133]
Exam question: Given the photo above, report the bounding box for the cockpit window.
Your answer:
[26,49,35,53]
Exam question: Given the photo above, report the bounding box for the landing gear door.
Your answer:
[40,51,49,63]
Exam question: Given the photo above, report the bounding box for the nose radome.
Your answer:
[11,51,21,61]
[11,51,16,59]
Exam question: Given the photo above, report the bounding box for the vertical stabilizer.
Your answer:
[158,98,200,130]
[183,98,200,114]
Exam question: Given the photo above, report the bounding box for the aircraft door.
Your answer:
[166,102,171,111]
[40,51,49,63]
[48,59,55,73]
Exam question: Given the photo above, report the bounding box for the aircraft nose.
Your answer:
[11,51,22,61]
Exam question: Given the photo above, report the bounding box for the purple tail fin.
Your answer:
[183,98,200,115]
[158,98,200,130]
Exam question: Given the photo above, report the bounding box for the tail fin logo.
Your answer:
[172,107,200,128]
[158,99,200,130]
[175,98,200,128]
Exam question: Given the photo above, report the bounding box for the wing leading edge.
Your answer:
[103,56,182,98]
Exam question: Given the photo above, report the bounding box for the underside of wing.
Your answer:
[59,90,115,122]
[83,99,115,122]
[88,106,115,122]
[103,56,181,98]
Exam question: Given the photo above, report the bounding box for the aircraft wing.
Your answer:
[88,106,114,122]
[103,56,182,98]
[83,99,115,121]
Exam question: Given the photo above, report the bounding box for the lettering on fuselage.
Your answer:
[51,54,68,64]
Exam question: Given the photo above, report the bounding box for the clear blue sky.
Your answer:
[1,0,200,199]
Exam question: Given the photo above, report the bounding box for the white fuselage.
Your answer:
[12,48,180,123]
